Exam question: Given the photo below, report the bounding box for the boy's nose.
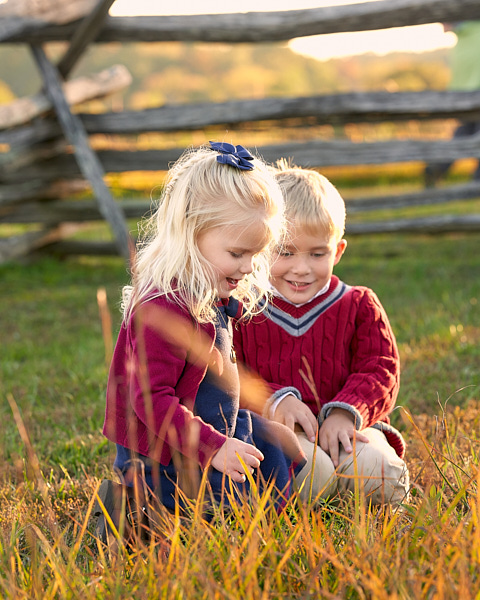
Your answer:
[291,256,310,275]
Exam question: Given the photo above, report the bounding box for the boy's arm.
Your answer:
[318,408,370,466]
[319,290,400,431]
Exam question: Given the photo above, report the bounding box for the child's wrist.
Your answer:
[327,407,355,422]
[268,394,288,419]
[263,387,303,419]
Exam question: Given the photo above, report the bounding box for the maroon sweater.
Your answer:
[103,294,227,467]
[233,276,405,458]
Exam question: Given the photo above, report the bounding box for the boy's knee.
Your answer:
[337,429,409,506]
[295,433,337,502]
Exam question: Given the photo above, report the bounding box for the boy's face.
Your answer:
[270,227,347,304]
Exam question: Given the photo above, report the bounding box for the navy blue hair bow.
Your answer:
[209,141,254,171]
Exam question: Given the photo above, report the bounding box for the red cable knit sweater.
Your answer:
[233,276,406,458]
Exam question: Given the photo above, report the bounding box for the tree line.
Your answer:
[0,42,451,109]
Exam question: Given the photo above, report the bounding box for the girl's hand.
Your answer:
[211,439,264,482]
[272,394,318,442]
[318,408,370,467]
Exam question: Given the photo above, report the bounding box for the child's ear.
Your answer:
[333,239,347,265]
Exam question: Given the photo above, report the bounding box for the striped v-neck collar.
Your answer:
[259,278,351,337]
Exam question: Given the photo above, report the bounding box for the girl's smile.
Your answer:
[226,277,240,290]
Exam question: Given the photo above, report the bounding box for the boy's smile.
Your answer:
[270,229,347,304]
[284,280,315,294]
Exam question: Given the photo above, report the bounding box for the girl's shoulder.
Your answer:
[142,289,187,311]
[126,289,216,343]
[125,289,192,330]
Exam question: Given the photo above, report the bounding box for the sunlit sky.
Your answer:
[110,0,457,60]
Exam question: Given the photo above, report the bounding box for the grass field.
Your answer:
[1,231,479,598]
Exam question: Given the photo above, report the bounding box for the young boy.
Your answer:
[233,164,409,505]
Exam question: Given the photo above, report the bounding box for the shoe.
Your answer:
[93,479,149,546]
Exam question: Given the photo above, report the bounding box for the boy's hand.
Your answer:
[271,394,318,442]
[318,408,370,467]
[211,438,264,482]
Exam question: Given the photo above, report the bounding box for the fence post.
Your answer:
[30,44,133,260]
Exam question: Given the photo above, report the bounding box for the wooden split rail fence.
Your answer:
[1,0,480,262]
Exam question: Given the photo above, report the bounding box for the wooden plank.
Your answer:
[0,180,88,210]
[0,0,98,22]
[0,226,64,262]
[0,181,45,206]
[3,0,480,44]
[0,198,150,223]
[28,214,480,260]
[45,239,128,256]
[0,139,68,175]
[77,90,480,134]
[347,181,480,213]
[2,90,480,150]
[346,214,480,235]
[30,44,132,260]
[0,148,176,180]
[0,65,131,130]
[254,136,480,167]
[5,132,480,181]
[0,118,62,148]
[57,0,117,79]
[70,91,476,132]
[0,0,97,43]
[2,90,480,147]
[3,182,480,224]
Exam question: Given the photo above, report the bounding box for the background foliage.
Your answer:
[0,42,450,107]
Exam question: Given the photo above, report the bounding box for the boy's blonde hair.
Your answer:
[123,145,284,323]
[275,160,346,242]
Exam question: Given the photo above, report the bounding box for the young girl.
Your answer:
[102,142,306,520]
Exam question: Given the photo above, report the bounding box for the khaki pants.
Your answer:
[295,428,409,506]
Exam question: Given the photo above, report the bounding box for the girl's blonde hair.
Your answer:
[275,160,346,242]
[123,145,284,323]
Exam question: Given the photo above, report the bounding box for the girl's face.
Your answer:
[197,220,269,298]
[270,227,347,304]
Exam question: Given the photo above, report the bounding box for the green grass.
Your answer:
[1,256,128,478]
[1,232,480,598]
[341,232,479,413]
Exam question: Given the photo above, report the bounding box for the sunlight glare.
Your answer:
[290,24,456,60]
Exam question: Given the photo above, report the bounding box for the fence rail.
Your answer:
[3,126,480,179]
[3,0,480,43]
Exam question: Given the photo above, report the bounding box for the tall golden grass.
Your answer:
[2,390,479,599]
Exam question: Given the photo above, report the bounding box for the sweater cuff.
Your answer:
[263,386,302,419]
[319,401,363,430]
[371,421,407,459]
